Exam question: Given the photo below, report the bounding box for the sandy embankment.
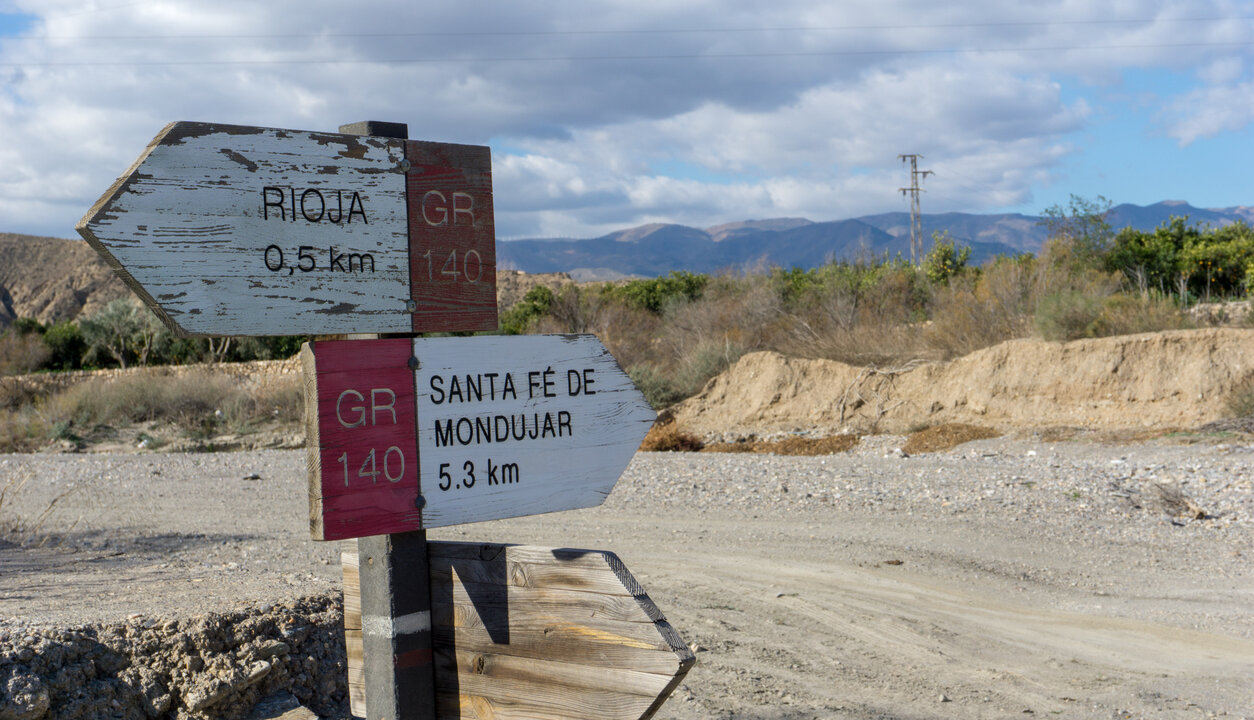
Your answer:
[673,328,1254,438]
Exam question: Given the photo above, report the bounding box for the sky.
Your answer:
[0,1,1251,240]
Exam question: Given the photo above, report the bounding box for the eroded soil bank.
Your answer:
[673,328,1254,439]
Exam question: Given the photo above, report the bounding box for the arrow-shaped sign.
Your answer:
[343,542,695,720]
[303,335,656,541]
[77,121,496,337]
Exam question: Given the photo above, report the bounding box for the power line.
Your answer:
[898,154,934,266]
[9,15,1253,41]
[2,40,1251,69]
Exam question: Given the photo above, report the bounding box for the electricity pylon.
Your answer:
[898,154,934,265]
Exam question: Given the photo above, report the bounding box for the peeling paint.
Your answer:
[219,148,259,172]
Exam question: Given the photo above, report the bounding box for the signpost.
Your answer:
[303,335,656,541]
[76,121,497,336]
[343,542,695,720]
[80,120,688,720]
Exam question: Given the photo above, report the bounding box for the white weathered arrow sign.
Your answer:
[77,121,497,336]
[343,542,695,720]
[303,335,656,540]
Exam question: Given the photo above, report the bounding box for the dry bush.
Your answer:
[639,421,704,452]
[925,258,1034,358]
[217,374,305,431]
[48,371,238,429]
[0,406,49,453]
[654,278,784,395]
[704,434,860,455]
[533,287,663,372]
[0,369,305,452]
[1226,373,1254,419]
[1087,293,1192,337]
[0,332,51,375]
[1153,482,1207,519]
[1031,241,1126,341]
[777,265,936,366]
[0,467,81,547]
[0,376,44,410]
[902,423,1000,454]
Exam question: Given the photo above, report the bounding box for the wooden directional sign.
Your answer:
[76,121,496,336]
[343,542,695,720]
[303,335,655,541]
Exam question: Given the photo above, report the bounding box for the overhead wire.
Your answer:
[7,14,1254,40]
[1,40,1251,69]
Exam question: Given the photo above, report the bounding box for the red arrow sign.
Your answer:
[77,121,496,336]
[303,335,656,541]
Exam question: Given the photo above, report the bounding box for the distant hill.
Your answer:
[2,202,1250,329]
[0,234,128,331]
[499,201,1252,278]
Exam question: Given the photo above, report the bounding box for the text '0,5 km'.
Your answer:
[303,335,656,541]
[76,121,497,337]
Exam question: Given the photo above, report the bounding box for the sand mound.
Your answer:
[671,328,1254,438]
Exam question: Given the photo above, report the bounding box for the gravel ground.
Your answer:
[2,434,1253,718]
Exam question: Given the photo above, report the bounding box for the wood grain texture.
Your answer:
[341,548,366,716]
[76,122,499,337]
[306,335,655,539]
[412,334,656,528]
[305,338,422,541]
[357,532,437,720]
[406,140,498,333]
[77,121,412,336]
[344,542,694,720]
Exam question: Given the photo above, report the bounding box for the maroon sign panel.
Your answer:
[308,338,421,541]
[406,140,497,333]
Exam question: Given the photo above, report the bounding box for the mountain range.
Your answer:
[498,201,1254,280]
[1,201,1251,330]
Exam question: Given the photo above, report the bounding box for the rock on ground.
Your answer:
[0,595,345,720]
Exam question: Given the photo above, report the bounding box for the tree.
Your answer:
[923,231,971,285]
[42,320,86,370]
[79,298,169,368]
[1104,217,1196,295]
[1181,220,1254,300]
[1040,194,1114,267]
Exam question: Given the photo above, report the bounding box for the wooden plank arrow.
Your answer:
[303,335,656,541]
[76,121,496,336]
[343,542,695,720]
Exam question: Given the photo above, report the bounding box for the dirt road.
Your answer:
[2,436,1252,718]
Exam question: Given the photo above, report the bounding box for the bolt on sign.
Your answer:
[76,121,496,336]
[303,335,656,541]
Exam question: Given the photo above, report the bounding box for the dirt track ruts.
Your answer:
[2,434,1253,719]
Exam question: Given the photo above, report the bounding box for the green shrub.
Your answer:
[42,321,85,370]
[923,232,971,285]
[500,285,555,334]
[609,271,708,314]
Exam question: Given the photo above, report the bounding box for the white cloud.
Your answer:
[489,58,1089,234]
[1161,80,1254,145]
[0,0,1249,237]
